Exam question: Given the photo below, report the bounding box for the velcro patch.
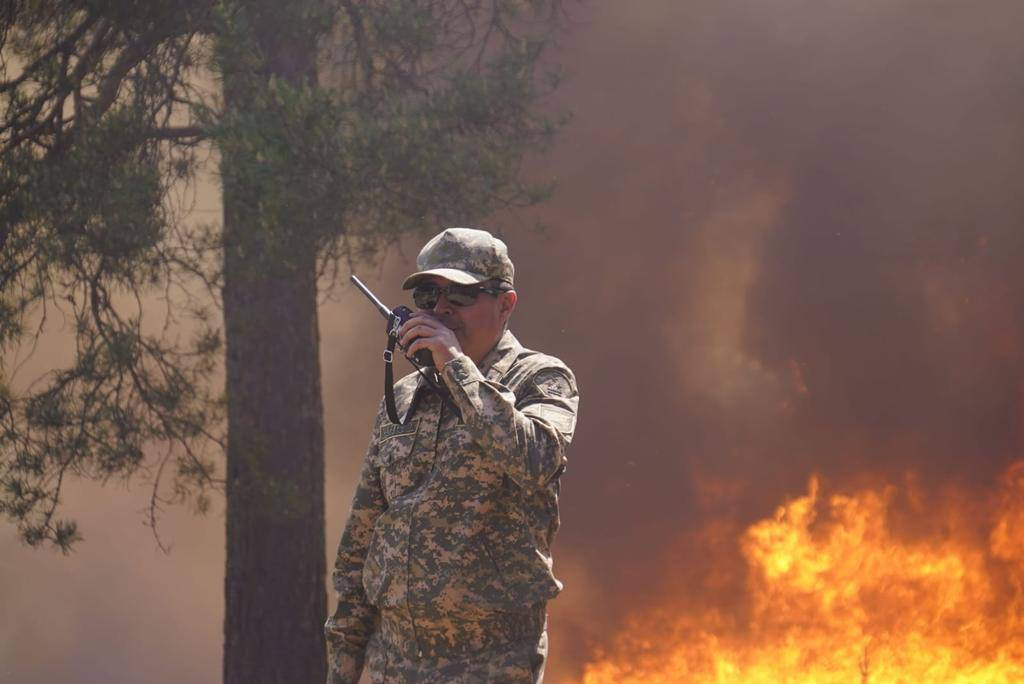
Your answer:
[379,418,419,443]
[532,369,574,399]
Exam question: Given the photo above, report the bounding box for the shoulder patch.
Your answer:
[532,369,574,399]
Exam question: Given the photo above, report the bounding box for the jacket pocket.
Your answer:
[463,535,516,609]
[480,530,562,606]
[479,536,512,597]
[376,420,420,502]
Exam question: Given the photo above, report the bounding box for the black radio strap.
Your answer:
[383,331,403,424]
[383,325,460,425]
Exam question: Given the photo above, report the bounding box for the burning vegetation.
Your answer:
[582,461,1024,683]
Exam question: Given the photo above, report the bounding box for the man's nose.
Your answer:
[432,293,454,315]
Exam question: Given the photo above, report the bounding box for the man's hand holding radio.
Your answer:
[398,312,461,369]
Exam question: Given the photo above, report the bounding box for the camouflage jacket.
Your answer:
[325,330,579,683]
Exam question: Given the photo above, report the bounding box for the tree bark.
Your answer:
[220,7,327,682]
[222,243,327,683]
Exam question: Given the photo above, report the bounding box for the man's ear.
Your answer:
[500,290,517,324]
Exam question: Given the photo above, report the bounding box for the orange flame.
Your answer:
[583,462,1024,683]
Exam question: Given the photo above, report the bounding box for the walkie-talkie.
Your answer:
[350,275,434,368]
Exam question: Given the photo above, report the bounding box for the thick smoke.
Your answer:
[516,1,1024,678]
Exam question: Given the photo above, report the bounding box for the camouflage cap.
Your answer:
[402,227,515,290]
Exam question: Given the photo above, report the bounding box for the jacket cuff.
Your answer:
[440,353,481,388]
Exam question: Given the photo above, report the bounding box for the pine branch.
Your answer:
[0,14,98,93]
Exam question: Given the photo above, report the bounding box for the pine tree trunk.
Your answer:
[220,6,327,682]
[221,244,327,684]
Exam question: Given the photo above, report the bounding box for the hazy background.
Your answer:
[4,0,1024,681]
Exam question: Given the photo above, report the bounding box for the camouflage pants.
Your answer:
[365,607,547,683]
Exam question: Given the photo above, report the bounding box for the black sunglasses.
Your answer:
[412,282,508,309]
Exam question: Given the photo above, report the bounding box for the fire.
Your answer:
[582,462,1024,683]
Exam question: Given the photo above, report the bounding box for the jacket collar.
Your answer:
[479,329,523,382]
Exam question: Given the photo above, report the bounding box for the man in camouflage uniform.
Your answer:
[325,227,579,683]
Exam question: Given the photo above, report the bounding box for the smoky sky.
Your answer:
[518,1,1024,675]
[4,1,1024,682]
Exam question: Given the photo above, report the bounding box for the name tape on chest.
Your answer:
[379,418,419,443]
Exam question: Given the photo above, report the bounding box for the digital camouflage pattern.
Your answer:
[325,330,578,683]
[364,625,548,683]
[401,227,515,289]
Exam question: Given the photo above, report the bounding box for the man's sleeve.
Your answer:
[324,422,387,684]
[440,354,579,489]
